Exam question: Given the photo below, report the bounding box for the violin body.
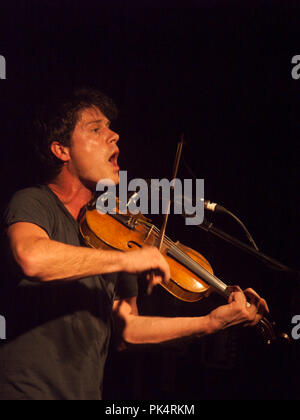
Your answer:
[80,206,213,302]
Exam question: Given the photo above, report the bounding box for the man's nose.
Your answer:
[108,128,119,143]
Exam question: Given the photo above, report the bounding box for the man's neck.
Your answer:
[47,169,93,220]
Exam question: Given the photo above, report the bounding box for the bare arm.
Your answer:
[8,222,170,283]
[113,288,269,344]
[113,298,214,343]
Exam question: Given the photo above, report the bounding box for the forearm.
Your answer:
[114,288,268,346]
[9,223,170,284]
[121,313,218,344]
[15,237,125,282]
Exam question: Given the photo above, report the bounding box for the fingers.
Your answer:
[126,246,171,284]
[227,286,269,327]
[244,288,270,314]
[146,272,160,295]
[147,250,170,285]
[146,270,164,287]
[135,247,170,294]
[242,288,269,326]
[227,285,246,305]
[145,268,169,296]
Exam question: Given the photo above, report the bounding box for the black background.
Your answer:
[0,0,299,400]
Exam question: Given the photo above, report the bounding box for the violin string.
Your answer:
[135,220,269,333]
[139,219,225,287]
[141,221,196,262]
[139,219,194,262]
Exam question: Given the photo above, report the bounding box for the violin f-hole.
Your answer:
[127,240,142,249]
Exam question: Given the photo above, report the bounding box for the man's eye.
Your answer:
[92,128,99,133]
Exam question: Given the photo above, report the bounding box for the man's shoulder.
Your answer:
[10,185,51,201]
[3,185,58,233]
[7,185,56,209]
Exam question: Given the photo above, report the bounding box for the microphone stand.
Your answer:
[194,218,299,277]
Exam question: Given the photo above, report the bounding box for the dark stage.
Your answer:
[0,1,299,400]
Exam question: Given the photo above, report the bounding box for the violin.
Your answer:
[79,197,289,345]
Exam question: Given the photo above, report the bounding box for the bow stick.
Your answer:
[147,134,184,294]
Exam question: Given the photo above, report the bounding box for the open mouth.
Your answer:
[108,151,119,168]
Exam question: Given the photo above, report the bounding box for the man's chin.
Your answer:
[81,170,120,190]
[107,173,119,186]
[95,175,119,187]
[111,169,120,185]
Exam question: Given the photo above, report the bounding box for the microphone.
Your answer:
[204,200,227,214]
[127,192,226,215]
[203,199,259,251]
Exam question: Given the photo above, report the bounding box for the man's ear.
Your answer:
[50,141,71,163]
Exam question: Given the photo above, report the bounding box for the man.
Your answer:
[0,88,268,400]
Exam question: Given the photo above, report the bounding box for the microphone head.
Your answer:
[204,200,217,212]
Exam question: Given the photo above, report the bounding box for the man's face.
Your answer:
[68,106,120,186]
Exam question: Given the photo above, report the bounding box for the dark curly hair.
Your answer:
[34,87,118,182]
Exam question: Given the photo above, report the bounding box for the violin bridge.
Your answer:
[127,217,138,229]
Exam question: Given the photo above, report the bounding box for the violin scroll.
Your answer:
[254,317,290,345]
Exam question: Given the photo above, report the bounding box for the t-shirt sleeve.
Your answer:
[3,188,55,238]
[114,272,138,300]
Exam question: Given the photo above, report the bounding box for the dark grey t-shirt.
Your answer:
[0,185,138,400]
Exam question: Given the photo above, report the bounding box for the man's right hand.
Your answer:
[122,246,171,287]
